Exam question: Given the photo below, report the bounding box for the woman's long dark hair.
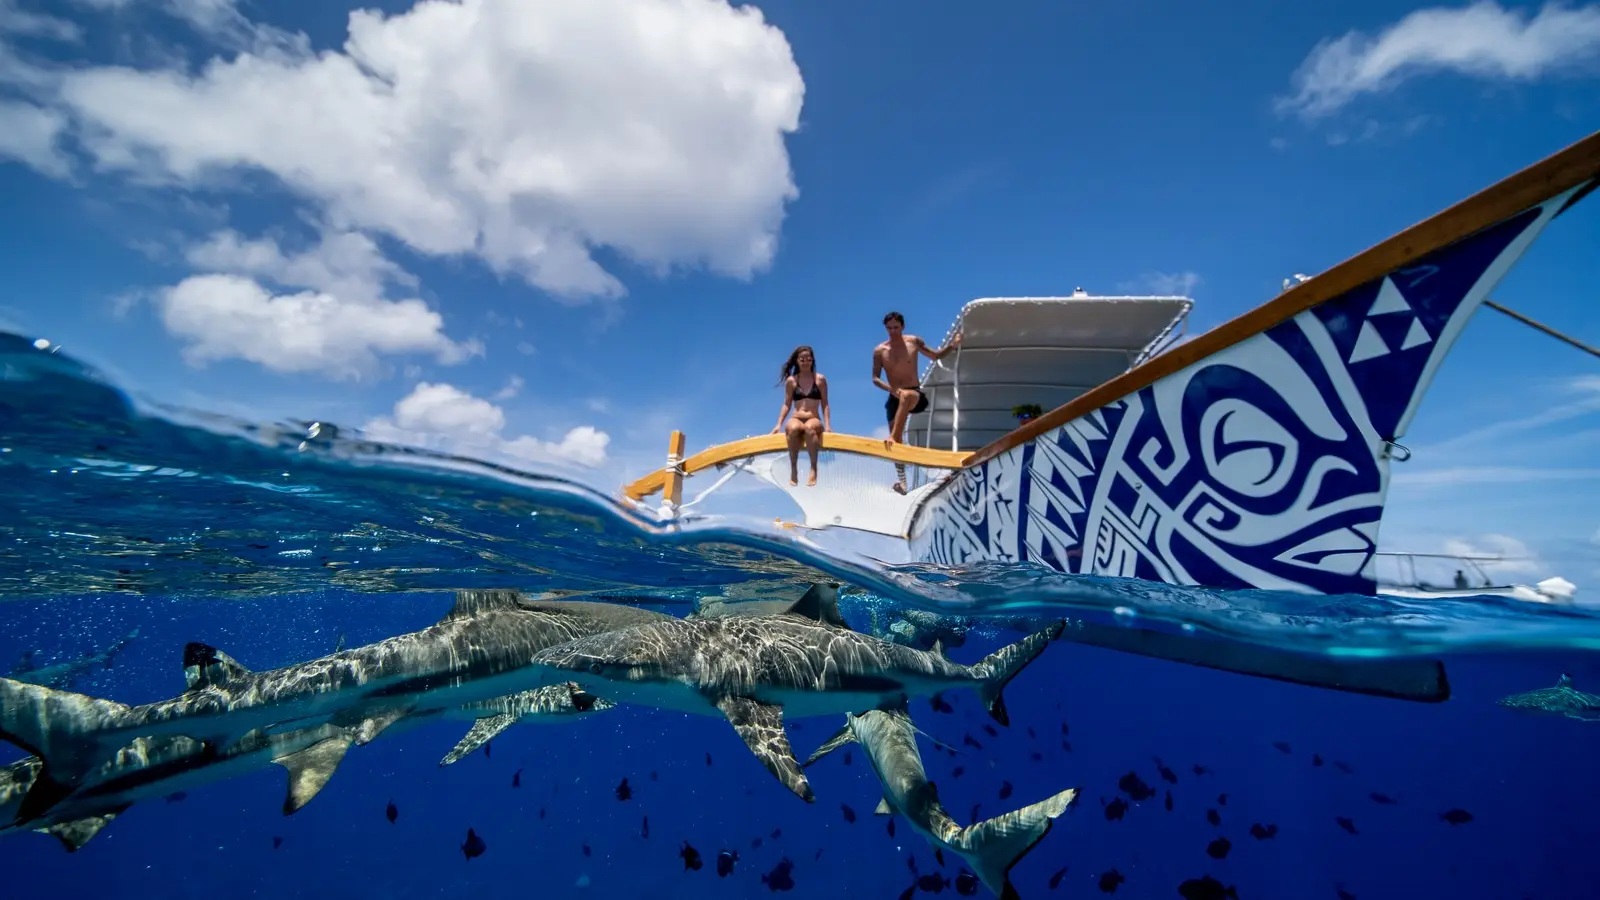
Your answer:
[779,345,817,385]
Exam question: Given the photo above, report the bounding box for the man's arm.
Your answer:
[871,346,892,392]
[916,332,963,361]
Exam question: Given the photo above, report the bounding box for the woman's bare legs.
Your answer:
[784,418,807,485]
[802,419,824,486]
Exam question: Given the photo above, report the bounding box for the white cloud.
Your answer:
[185,229,417,307]
[364,381,610,469]
[18,0,805,303]
[493,374,524,401]
[1391,465,1600,488]
[1119,271,1202,297]
[1278,1,1600,120]
[0,100,69,177]
[1440,533,1544,576]
[0,0,81,41]
[158,273,479,379]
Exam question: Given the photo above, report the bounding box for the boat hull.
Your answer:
[908,188,1585,595]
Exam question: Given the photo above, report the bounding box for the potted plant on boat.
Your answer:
[1011,403,1044,423]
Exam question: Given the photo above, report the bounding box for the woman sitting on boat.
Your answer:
[771,345,830,486]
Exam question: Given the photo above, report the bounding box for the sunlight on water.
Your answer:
[5,330,1600,659]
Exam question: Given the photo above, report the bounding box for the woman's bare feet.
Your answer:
[807,470,818,487]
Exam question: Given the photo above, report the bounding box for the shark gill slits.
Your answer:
[460,828,486,860]
[679,841,703,871]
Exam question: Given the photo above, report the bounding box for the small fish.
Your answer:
[1030,751,1043,762]
[898,886,916,900]
[1216,793,1228,806]
[1439,809,1473,825]
[841,803,857,823]
[1206,809,1221,827]
[1061,721,1070,736]
[1027,726,1037,739]
[461,828,486,860]
[930,693,954,714]
[1164,790,1174,812]
[1335,816,1358,835]
[511,768,522,788]
[165,792,187,803]
[385,800,399,824]
[1369,792,1398,805]
[955,870,980,895]
[1153,757,1178,784]
[998,781,1014,800]
[1206,837,1231,859]
[935,849,945,867]
[761,857,795,892]
[983,724,999,738]
[616,778,632,801]
[1333,760,1355,774]
[1104,797,1128,821]
[843,750,853,766]
[887,818,896,838]
[650,770,659,781]
[706,753,714,766]
[752,837,764,849]
[814,849,824,862]
[963,733,983,750]
[483,741,492,760]
[641,816,650,839]
[1097,868,1126,893]
[1118,771,1155,801]
[1249,822,1278,840]
[717,850,739,877]
[1048,866,1069,889]
[1311,753,1324,767]
[1192,764,1212,776]
[680,842,703,871]
[771,828,782,839]
[582,843,592,857]
[951,766,965,779]
[1061,740,1073,752]
[272,836,283,850]
[917,873,951,892]
[539,807,546,819]
[1335,885,1356,900]
[1177,875,1238,900]
[1272,741,1292,754]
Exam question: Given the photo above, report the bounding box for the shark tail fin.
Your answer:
[0,677,130,824]
[973,621,1064,726]
[952,786,1078,900]
[801,720,857,768]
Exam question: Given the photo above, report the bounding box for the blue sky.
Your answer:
[0,0,1597,588]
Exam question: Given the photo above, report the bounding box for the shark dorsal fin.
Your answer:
[785,583,849,628]
[930,639,948,660]
[182,643,252,691]
[438,589,529,623]
[1558,673,1575,688]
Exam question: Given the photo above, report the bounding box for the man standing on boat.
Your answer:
[872,311,961,493]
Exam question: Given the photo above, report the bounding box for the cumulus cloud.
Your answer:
[1119,271,1202,297]
[0,100,70,177]
[0,0,81,41]
[1277,1,1600,120]
[16,0,805,302]
[158,273,480,379]
[364,381,610,469]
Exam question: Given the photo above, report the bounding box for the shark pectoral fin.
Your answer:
[875,797,893,815]
[37,806,128,852]
[273,735,352,815]
[440,715,516,767]
[714,696,814,804]
[801,723,856,768]
[181,643,252,692]
[350,710,411,746]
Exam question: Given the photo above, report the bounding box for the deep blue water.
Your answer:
[4,332,1600,899]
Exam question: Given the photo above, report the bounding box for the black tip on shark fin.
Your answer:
[181,642,252,691]
[987,694,1010,727]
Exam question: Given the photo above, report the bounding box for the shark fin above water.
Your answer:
[437,589,532,624]
[273,735,352,815]
[715,696,813,803]
[37,808,127,852]
[440,715,516,767]
[182,643,253,692]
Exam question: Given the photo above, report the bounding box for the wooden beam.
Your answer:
[662,430,687,508]
[963,128,1600,468]
[621,433,969,501]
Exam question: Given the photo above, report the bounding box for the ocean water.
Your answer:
[4,331,1600,900]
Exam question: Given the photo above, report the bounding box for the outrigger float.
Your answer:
[619,129,1600,700]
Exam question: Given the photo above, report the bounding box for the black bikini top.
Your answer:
[791,377,822,401]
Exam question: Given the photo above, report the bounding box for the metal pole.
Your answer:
[1485,300,1599,360]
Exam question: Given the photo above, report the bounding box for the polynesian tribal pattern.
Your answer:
[909,186,1591,596]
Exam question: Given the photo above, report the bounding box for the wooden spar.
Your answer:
[621,433,968,501]
[962,128,1600,469]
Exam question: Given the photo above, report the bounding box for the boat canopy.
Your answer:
[908,292,1193,452]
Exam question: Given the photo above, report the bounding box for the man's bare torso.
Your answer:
[874,336,924,391]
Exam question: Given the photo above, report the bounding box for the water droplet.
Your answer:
[31,338,49,350]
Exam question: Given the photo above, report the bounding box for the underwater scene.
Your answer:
[5,334,1600,900]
